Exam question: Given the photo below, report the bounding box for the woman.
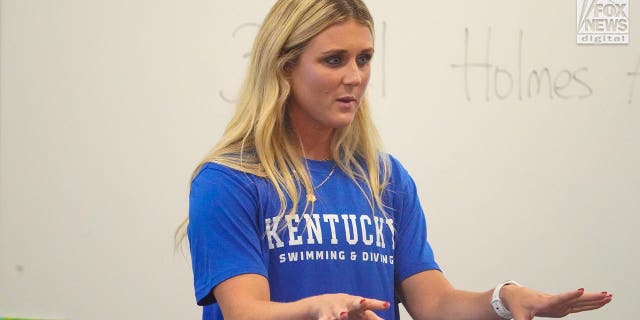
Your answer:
[178,0,613,319]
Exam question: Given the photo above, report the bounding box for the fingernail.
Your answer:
[383,302,390,308]
[607,294,613,298]
[360,299,366,304]
[578,288,584,291]
[601,291,608,295]
[340,311,347,316]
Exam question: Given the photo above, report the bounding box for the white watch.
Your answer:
[491,280,521,319]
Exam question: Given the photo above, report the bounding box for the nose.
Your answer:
[342,61,362,86]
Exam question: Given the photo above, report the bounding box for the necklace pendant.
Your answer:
[306,194,316,202]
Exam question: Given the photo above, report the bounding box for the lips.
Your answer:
[335,96,358,111]
[336,96,357,103]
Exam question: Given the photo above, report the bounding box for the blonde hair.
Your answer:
[176,0,390,244]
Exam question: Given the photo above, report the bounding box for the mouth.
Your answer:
[336,96,357,103]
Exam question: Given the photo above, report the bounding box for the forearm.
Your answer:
[401,271,508,320]
[213,274,311,320]
[221,299,309,320]
[216,277,390,320]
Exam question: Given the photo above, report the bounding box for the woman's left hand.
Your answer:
[501,285,613,319]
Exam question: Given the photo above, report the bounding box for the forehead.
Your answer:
[304,20,373,52]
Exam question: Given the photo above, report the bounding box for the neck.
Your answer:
[290,123,334,161]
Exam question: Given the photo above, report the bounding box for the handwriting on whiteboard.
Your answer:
[451,28,592,102]
[451,27,638,104]
[216,24,637,105]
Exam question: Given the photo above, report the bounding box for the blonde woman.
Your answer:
[180,0,612,319]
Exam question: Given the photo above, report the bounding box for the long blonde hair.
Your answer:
[176,0,390,244]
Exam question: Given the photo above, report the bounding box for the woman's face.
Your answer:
[287,20,373,132]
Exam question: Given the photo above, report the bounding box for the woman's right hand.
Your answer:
[301,293,391,320]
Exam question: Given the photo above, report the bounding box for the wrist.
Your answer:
[499,282,519,312]
[262,298,313,320]
[296,296,317,319]
[491,280,521,319]
[298,294,332,319]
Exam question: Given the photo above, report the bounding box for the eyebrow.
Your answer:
[320,48,375,55]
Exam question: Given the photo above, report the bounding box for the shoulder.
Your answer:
[381,154,421,207]
[383,154,414,188]
[193,162,251,182]
[190,162,267,201]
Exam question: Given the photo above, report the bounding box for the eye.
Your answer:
[356,53,373,67]
[324,55,343,66]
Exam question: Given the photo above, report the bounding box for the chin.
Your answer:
[328,116,357,129]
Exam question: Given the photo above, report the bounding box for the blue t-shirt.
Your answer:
[188,156,440,319]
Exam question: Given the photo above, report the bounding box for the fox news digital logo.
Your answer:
[577,0,629,44]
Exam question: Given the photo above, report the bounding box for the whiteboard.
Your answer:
[1,0,638,319]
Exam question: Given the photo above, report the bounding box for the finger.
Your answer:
[356,298,391,311]
[574,291,611,301]
[571,294,611,307]
[573,298,612,311]
[565,291,612,309]
[570,294,613,309]
[567,298,612,314]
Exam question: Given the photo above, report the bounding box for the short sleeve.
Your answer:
[388,157,441,285]
[188,163,268,306]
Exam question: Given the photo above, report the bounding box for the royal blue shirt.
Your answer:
[188,156,440,319]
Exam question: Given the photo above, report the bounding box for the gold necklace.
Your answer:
[306,164,336,203]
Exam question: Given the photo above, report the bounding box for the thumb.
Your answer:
[510,306,534,320]
[510,307,533,320]
[548,289,584,305]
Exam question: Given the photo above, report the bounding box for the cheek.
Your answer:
[296,68,322,95]
[362,69,372,87]
[305,68,336,93]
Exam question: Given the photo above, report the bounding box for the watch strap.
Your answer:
[491,280,521,319]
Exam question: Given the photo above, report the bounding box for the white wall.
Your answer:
[1,0,638,319]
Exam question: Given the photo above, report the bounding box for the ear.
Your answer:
[282,61,295,78]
